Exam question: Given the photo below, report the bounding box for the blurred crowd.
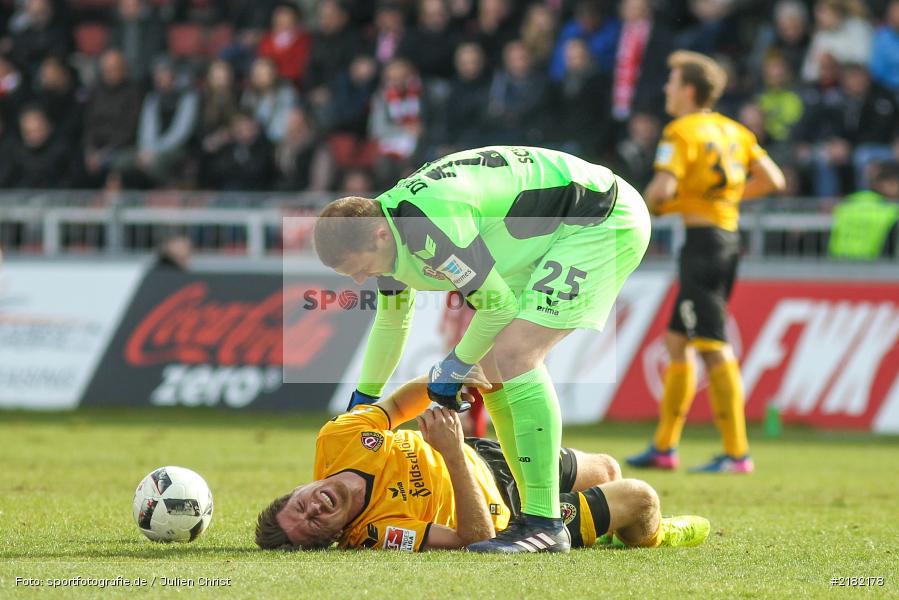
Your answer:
[1,0,899,198]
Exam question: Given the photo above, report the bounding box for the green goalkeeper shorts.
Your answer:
[515,176,651,331]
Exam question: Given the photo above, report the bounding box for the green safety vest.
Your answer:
[829,191,899,260]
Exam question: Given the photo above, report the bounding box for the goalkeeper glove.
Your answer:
[427,351,473,412]
[347,389,379,411]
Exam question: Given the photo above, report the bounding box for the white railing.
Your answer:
[0,190,894,261]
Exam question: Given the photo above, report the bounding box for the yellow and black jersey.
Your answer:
[314,405,511,551]
[654,111,767,231]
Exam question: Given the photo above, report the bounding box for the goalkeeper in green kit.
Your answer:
[313,146,651,553]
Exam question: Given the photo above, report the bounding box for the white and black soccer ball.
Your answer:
[132,466,213,542]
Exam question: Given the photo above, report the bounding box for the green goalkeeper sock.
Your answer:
[482,387,526,507]
[504,365,561,519]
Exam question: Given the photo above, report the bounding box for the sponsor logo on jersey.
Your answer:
[360,431,384,452]
[489,503,500,515]
[384,526,417,551]
[388,482,408,501]
[436,255,476,288]
[561,502,577,525]
[655,142,674,165]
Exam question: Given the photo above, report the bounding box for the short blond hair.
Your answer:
[313,197,382,268]
[668,50,727,109]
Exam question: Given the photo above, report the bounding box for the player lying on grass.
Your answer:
[255,372,709,552]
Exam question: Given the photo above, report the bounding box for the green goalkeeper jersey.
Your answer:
[357,146,625,395]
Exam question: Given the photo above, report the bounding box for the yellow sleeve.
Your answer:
[314,405,392,477]
[346,519,432,552]
[654,126,690,179]
[742,124,768,163]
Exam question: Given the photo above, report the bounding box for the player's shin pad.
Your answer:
[559,488,611,549]
[505,365,562,519]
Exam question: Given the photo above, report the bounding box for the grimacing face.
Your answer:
[276,479,355,547]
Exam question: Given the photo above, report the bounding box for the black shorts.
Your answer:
[465,438,578,519]
[668,227,740,343]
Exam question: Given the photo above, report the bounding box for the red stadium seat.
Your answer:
[327,134,378,170]
[74,23,109,56]
[167,23,204,57]
[205,24,233,57]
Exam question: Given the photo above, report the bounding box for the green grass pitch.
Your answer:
[1,408,897,599]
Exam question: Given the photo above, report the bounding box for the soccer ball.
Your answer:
[132,466,213,542]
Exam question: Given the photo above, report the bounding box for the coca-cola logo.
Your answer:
[125,283,334,368]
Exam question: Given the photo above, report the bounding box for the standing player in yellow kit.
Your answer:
[627,51,786,473]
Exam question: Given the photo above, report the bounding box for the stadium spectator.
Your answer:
[519,4,558,71]
[257,3,311,87]
[0,105,75,188]
[82,50,144,186]
[274,106,334,191]
[801,0,873,83]
[749,1,811,81]
[120,58,198,187]
[609,111,661,191]
[8,0,71,80]
[154,234,192,270]
[304,0,362,94]
[738,102,768,145]
[206,110,273,190]
[372,1,407,66]
[755,52,804,146]
[109,0,166,86]
[610,0,673,124]
[549,38,610,157]
[839,63,899,190]
[870,0,899,96]
[795,62,897,195]
[241,56,298,143]
[550,0,619,80]
[399,0,460,81]
[829,161,899,259]
[486,40,550,144]
[320,53,379,136]
[198,59,240,166]
[444,41,491,149]
[0,54,25,124]
[675,0,736,57]
[339,168,375,194]
[227,0,280,31]
[470,0,519,68]
[369,57,425,185]
[32,55,82,148]
[218,0,279,78]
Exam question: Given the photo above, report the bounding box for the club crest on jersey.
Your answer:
[561,502,577,525]
[436,254,476,288]
[384,526,416,551]
[422,265,447,280]
[361,431,384,452]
